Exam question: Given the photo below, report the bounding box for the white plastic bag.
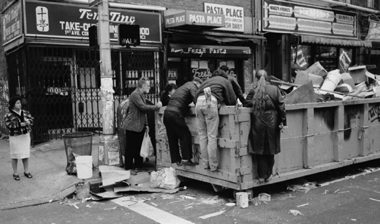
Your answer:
[150,167,180,190]
[140,130,154,158]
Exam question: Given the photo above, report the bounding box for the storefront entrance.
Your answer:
[7,46,160,143]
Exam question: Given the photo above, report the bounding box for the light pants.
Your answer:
[195,95,219,171]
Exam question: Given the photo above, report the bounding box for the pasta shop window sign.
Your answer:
[192,68,211,80]
[262,0,358,38]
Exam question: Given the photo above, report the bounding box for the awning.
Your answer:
[166,29,266,45]
[300,35,372,48]
[169,44,252,58]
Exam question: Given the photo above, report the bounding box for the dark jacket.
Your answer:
[124,89,159,132]
[228,76,246,104]
[245,84,286,155]
[195,76,236,105]
[166,81,198,116]
[161,93,171,106]
[4,110,34,136]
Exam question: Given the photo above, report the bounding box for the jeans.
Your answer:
[195,95,219,171]
[163,110,193,163]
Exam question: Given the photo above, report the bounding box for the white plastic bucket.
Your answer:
[75,156,93,179]
[321,70,342,91]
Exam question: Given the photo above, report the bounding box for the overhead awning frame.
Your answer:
[300,35,372,48]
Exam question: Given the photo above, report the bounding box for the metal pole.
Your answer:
[98,0,115,165]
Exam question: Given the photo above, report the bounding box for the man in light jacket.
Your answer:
[124,77,161,174]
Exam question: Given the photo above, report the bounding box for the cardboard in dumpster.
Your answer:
[304,61,328,77]
[341,72,355,89]
[285,81,317,104]
[294,71,324,87]
[349,65,367,84]
[99,165,130,187]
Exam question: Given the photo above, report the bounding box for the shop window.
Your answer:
[191,59,214,81]
[218,60,236,77]
[78,67,98,89]
[316,46,337,71]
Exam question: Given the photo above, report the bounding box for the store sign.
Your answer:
[168,69,178,80]
[24,0,162,43]
[170,44,251,57]
[165,11,225,28]
[204,3,244,32]
[262,0,357,38]
[2,1,22,45]
[366,19,380,41]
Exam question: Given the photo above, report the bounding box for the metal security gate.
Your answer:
[16,45,160,143]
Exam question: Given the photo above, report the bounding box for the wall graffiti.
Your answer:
[368,104,380,123]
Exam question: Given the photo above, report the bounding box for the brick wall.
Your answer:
[114,0,253,16]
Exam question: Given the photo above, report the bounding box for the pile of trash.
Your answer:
[273,62,380,104]
[90,166,182,200]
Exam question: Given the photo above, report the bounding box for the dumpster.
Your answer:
[63,132,93,175]
[156,98,380,192]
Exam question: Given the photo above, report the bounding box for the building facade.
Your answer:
[0,0,262,142]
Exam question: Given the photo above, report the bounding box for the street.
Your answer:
[1,136,380,224]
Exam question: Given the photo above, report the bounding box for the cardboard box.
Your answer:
[348,66,367,84]
[341,72,355,89]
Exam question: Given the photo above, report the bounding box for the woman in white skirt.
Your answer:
[4,96,34,181]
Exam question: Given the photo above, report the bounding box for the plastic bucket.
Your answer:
[75,156,93,179]
[321,70,342,91]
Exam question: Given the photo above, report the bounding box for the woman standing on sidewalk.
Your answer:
[4,96,34,181]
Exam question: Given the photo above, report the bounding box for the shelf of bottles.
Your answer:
[124,70,157,101]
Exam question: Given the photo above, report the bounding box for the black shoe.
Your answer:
[182,160,197,166]
[24,172,33,179]
[13,174,20,181]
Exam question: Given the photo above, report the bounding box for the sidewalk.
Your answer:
[0,136,101,210]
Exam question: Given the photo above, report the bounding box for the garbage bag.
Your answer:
[150,167,180,190]
[140,130,154,158]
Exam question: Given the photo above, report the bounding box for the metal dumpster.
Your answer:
[156,98,380,191]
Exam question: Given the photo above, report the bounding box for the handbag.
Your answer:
[140,129,154,158]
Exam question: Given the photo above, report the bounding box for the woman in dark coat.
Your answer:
[245,70,286,183]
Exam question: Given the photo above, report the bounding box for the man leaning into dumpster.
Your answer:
[164,77,203,167]
[219,65,247,105]
[124,77,162,175]
[195,69,236,172]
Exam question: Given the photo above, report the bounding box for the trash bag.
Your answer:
[140,130,154,158]
[150,167,181,190]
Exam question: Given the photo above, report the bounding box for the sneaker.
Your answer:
[264,175,273,182]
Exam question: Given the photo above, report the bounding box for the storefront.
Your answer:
[163,4,265,94]
[2,0,164,143]
[261,0,372,82]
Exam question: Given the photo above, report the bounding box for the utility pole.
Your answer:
[97,0,115,165]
